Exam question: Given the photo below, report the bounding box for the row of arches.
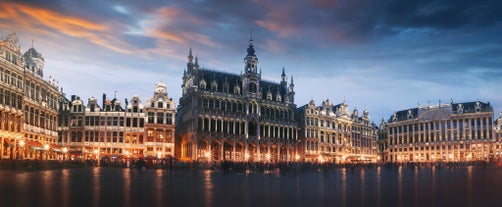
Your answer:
[182,138,299,162]
[0,110,22,132]
[25,79,59,110]
[197,117,297,140]
[200,97,245,113]
[24,105,57,131]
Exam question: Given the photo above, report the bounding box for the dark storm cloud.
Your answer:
[383,0,502,29]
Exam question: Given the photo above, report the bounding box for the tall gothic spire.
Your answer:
[244,37,258,74]
[188,48,193,64]
[281,67,286,82]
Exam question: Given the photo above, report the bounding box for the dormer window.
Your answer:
[158,102,164,108]
[407,110,413,119]
[211,80,218,91]
[234,85,240,94]
[457,104,464,114]
[475,102,481,112]
[200,79,207,90]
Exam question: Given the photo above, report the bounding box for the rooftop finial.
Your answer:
[250,27,253,40]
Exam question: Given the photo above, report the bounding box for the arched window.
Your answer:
[249,121,257,136]
[249,82,257,93]
[158,101,163,108]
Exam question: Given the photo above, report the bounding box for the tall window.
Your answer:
[157,112,164,124]
[166,113,173,125]
[148,112,154,123]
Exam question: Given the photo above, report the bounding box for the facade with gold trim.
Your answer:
[58,82,175,159]
[383,101,494,163]
[494,113,502,160]
[1,32,61,160]
[296,99,378,163]
[176,38,298,162]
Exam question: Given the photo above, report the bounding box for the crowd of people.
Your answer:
[0,156,498,173]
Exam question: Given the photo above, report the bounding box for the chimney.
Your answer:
[102,93,106,107]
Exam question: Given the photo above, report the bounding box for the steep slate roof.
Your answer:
[388,101,492,123]
[197,68,286,102]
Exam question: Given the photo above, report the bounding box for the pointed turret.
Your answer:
[281,67,286,82]
[187,48,194,73]
[289,76,294,92]
[188,48,193,64]
[194,56,199,72]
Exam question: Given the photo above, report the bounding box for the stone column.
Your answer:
[232,142,236,162]
[220,142,224,161]
[277,144,281,162]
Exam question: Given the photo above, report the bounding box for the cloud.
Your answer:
[0,2,135,54]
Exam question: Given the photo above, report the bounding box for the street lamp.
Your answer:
[125,150,131,168]
[265,153,271,162]
[94,149,100,167]
[19,140,25,160]
[244,152,250,161]
[295,154,300,161]
[318,155,324,163]
[44,144,50,160]
[62,147,68,160]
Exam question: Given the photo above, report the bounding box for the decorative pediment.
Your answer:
[418,109,451,121]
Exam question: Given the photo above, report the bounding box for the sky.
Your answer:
[1,0,501,123]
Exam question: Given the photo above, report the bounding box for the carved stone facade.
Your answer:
[1,32,61,160]
[58,82,175,159]
[382,101,495,162]
[176,38,298,162]
[296,99,378,163]
[494,112,502,159]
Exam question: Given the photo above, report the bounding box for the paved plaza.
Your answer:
[1,166,502,207]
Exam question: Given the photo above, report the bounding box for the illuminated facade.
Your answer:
[494,113,502,160]
[1,32,61,160]
[296,99,378,163]
[176,38,298,162]
[144,81,175,158]
[383,101,494,162]
[58,82,175,159]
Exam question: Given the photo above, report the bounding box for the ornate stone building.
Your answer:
[58,82,175,159]
[176,38,298,162]
[296,99,378,163]
[1,32,61,160]
[144,81,175,158]
[383,101,495,162]
[494,112,502,160]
